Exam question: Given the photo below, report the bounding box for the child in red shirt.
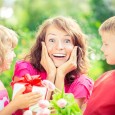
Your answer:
[84,16,115,115]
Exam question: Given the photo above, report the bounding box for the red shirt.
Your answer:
[84,70,115,115]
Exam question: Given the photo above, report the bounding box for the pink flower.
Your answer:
[42,80,55,91]
[36,108,51,115]
[23,110,32,115]
[57,98,67,108]
[38,100,50,108]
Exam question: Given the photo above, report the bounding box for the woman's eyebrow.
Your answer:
[64,34,70,36]
[47,33,56,36]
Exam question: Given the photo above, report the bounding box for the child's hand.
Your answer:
[12,87,42,109]
[40,42,56,81]
[57,46,77,76]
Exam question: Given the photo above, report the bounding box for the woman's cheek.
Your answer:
[47,45,54,53]
[66,45,74,52]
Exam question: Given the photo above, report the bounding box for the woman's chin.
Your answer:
[54,62,64,68]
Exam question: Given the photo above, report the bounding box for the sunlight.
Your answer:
[0,7,13,18]
[0,0,15,19]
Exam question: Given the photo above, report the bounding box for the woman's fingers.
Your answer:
[42,42,48,57]
[70,46,77,61]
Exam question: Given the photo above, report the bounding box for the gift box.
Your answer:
[11,74,47,112]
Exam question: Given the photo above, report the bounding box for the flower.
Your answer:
[57,98,67,108]
[50,90,82,115]
[23,110,32,115]
[36,108,51,115]
[38,100,50,109]
[42,80,55,91]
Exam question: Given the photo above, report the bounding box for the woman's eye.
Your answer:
[64,39,71,43]
[49,39,55,42]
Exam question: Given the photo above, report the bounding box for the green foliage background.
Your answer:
[0,0,115,99]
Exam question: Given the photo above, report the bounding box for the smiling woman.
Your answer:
[11,16,94,114]
[45,24,74,67]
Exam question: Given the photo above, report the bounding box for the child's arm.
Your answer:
[0,88,41,115]
[0,99,19,115]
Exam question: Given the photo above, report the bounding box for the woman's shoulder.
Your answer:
[13,60,39,77]
[74,74,94,85]
[66,74,94,100]
[15,60,35,70]
[71,74,94,92]
[16,60,32,67]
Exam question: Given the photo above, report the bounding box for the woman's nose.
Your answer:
[56,41,64,50]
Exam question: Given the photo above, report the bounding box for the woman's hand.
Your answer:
[57,46,77,77]
[13,87,42,109]
[54,46,77,90]
[40,42,56,82]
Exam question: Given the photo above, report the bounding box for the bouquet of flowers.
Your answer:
[50,89,81,115]
[23,80,82,115]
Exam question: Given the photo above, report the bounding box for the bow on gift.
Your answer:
[11,74,42,93]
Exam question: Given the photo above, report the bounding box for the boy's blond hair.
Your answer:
[0,25,18,66]
[99,16,115,34]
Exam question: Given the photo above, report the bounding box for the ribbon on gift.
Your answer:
[11,74,43,93]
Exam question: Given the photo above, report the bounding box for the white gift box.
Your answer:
[12,83,47,112]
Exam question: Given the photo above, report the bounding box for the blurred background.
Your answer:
[0,0,115,98]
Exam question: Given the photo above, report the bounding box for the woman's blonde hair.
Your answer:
[0,25,18,66]
[99,16,115,35]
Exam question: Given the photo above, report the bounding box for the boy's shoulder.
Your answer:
[101,70,115,78]
[95,70,115,86]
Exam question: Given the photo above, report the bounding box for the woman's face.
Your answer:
[45,25,74,67]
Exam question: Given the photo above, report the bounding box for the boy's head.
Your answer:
[0,25,18,71]
[99,16,115,65]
